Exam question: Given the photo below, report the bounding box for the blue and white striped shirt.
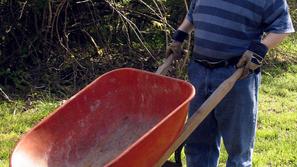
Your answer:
[187,0,295,60]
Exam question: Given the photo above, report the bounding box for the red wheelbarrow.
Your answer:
[10,55,243,167]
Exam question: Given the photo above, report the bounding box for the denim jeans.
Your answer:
[185,60,260,167]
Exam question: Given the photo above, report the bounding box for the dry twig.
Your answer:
[0,87,12,102]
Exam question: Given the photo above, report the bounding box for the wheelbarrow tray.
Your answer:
[11,68,195,167]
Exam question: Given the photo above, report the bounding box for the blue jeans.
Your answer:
[185,60,260,167]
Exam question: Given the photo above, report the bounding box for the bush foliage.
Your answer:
[0,0,190,97]
[0,0,296,98]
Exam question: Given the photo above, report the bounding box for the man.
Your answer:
[167,0,294,166]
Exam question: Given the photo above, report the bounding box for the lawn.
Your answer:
[0,99,59,166]
[1,38,297,167]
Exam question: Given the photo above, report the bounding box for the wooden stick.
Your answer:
[156,55,174,75]
[155,68,244,167]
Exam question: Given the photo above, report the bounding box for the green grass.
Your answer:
[0,99,59,167]
[251,62,297,166]
[1,35,297,166]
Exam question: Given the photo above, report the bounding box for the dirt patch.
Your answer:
[74,117,159,167]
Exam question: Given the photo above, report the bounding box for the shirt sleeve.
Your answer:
[263,0,295,33]
[186,0,196,24]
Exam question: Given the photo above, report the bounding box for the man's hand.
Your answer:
[236,50,263,79]
[166,41,183,59]
[237,41,268,79]
[166,30,189,59]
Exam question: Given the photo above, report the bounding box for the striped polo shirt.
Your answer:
[187,0,295,60]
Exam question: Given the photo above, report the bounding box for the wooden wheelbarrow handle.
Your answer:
[156,55,175,75]
[155,55,244,166]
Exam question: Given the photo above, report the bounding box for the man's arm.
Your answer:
[261,33,290,49]
[177,18,194,35]
[237,32,290,79]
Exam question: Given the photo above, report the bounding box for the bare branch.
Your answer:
[82,29,102,56]
[105,0,155,59]
[0,87,12,102]
[18,1,27,20]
